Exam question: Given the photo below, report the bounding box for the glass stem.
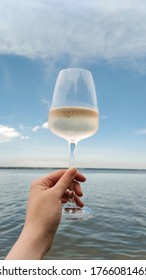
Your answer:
[69,142,76,167]
[68,142,77,207]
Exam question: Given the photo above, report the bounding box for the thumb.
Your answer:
[53,167,77,197]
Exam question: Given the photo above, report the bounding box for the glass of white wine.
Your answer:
[49,68,99,220]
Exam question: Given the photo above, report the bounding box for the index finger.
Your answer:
[41,169,86,188]
[52,167,77,197]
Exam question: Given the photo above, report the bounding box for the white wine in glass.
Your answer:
[49,68,99,220]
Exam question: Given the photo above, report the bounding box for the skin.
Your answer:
[5,167,85,260]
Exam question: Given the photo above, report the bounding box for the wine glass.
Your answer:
[48,68,99,220]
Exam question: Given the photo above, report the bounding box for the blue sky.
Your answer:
[0,0,146,168]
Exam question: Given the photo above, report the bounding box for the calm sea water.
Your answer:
[0,168,146,260]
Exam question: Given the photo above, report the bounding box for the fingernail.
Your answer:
[67,167,77,177]
[81,174,86,180]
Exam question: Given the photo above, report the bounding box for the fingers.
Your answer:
[31,168,86,201]
[30,169,65,189]
[69,181,83,197]
[47,168,85,207]
[61,192,84,208]
[74,172,86,182]
[74,195,84,208]
[34,169,86,189]
[52,167,77,197]
[61,180,83,199]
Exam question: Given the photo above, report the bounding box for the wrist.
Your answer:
[5,226,53,260]
[21,225,53,259]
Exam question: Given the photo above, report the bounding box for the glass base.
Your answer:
[62,204,94,221]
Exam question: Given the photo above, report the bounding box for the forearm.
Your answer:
[5,227,53,260]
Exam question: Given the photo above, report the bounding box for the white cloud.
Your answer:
[32,122,49,132]
[21,136,29,140]
[0,125,21,143]
[0,0,146,69]
[42,122,49,129]
[0,124,30,143]
[32,125,40,132]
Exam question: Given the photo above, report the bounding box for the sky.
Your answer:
[0,0,146,169]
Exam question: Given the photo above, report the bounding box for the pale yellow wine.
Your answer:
[49,107,99,142]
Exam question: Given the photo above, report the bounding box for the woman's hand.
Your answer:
[5,168,85,260]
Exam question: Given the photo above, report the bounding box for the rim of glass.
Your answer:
[59,68,92,75]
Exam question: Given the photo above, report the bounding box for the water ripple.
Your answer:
[1,169,146,259]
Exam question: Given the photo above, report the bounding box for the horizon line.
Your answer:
[0,166,146,171]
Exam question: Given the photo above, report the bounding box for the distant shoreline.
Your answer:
[0,167,146,172]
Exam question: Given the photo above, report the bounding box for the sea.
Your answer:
[0,168,146,260]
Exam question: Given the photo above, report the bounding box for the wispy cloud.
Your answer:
[41,98,51,109]
[21,135,29,140]
[135,129,146,135]
[32,126,40,132]
[0,0,146,70]
[32,122,48,132]
[100,114,108,120]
